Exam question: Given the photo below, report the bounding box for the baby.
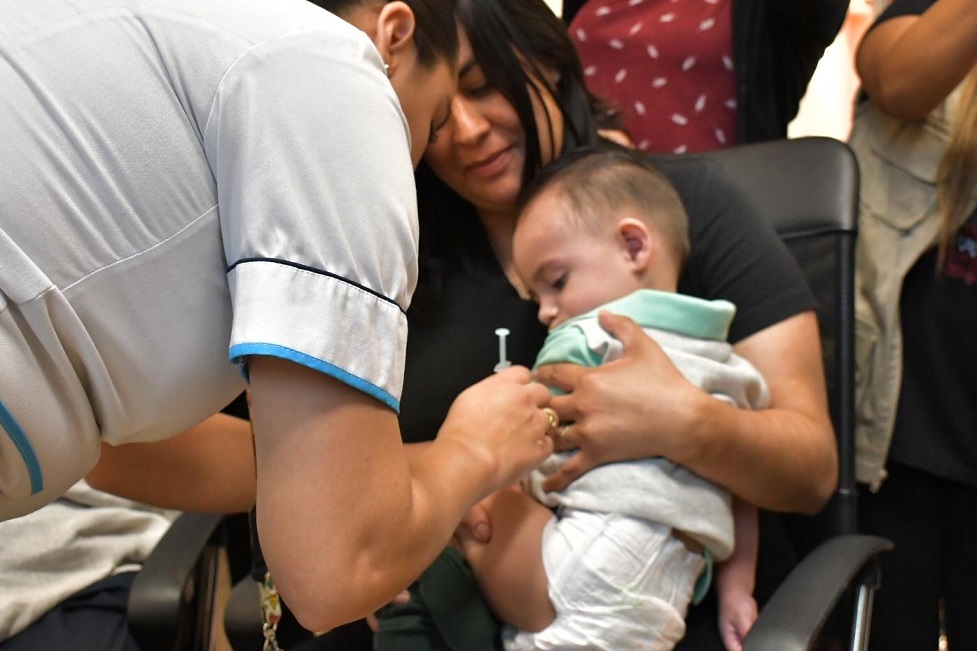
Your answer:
[475,147,769,651]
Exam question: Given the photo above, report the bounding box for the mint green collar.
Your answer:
[553,289,735,342]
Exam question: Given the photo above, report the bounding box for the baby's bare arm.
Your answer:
[716,497,759,651]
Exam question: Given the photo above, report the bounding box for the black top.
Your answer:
[400,153,814,443]
[874,0,933,21]
[891,240,977,486]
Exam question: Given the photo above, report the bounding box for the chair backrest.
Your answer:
[703,136,860,542]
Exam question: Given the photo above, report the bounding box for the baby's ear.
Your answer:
[616,217,652,271]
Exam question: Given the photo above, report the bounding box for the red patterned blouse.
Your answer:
[569,0,738,153]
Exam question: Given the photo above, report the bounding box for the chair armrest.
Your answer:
[224,578,264,651]
[127,512,226,651]
[743,534,893,651]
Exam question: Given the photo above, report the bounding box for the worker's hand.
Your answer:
[439,366,554,495]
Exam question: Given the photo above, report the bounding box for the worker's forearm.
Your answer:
[86,413,256,513]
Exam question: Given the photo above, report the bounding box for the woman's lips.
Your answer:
[466,146,513,177]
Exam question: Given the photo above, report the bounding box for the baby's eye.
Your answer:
[551,274,567,290]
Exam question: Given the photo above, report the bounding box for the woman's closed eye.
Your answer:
[465,82,495,100]
[459,65,495,99]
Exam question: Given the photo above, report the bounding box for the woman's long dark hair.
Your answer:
[454,0,611,184]
[412,0,615,320]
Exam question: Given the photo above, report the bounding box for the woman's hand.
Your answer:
[535,312,709,492]
[536,310,836,513]
[438,366,555,497]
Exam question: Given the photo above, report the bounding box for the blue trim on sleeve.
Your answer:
[229,342,400,413]
[0,399,43,494]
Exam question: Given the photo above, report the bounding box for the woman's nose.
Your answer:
[450,96,490,145]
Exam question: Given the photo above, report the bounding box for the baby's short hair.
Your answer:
[519,146,691,264]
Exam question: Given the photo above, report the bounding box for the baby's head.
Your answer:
[512,146,690,330]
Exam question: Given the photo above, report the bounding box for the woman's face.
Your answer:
[424,29,564,216]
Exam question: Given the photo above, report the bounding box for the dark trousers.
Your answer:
[0,572,141,651]
[859,462,977,651]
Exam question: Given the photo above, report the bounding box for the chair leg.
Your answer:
[849,584,876,651]
[849,556,883,651]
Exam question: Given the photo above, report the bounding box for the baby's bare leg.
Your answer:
[458,486,556,632]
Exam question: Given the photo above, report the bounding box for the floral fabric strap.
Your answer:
[260,571,283,651]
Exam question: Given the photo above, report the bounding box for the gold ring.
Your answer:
[542,407,559,430]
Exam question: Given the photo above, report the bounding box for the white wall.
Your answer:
[543,0,563,16]
[788,0,875,141]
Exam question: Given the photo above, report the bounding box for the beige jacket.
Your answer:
[849,85,976,490]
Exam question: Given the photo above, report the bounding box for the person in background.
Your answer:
[561,0,849,152]
[373,0,836,649]
[0,0,556,633]
[849,0,977,648]
[0,481,176,651]
[0,393,252,651]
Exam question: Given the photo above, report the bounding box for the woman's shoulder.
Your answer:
[645,151,814,343]
[645,153,752,231]
[645,153,725,199]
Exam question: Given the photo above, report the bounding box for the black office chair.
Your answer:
[127,137,891,651]
[126,511,241,651]
[703,136,891,651]
[126,392,255,651]
[128,507,371,651]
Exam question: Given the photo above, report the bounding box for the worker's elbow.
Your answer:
[275,575,369,633]
[286,594,354,634]
[271,558,397,634]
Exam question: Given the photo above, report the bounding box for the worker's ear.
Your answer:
[616,217,653,272]
[373,1,416,78]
